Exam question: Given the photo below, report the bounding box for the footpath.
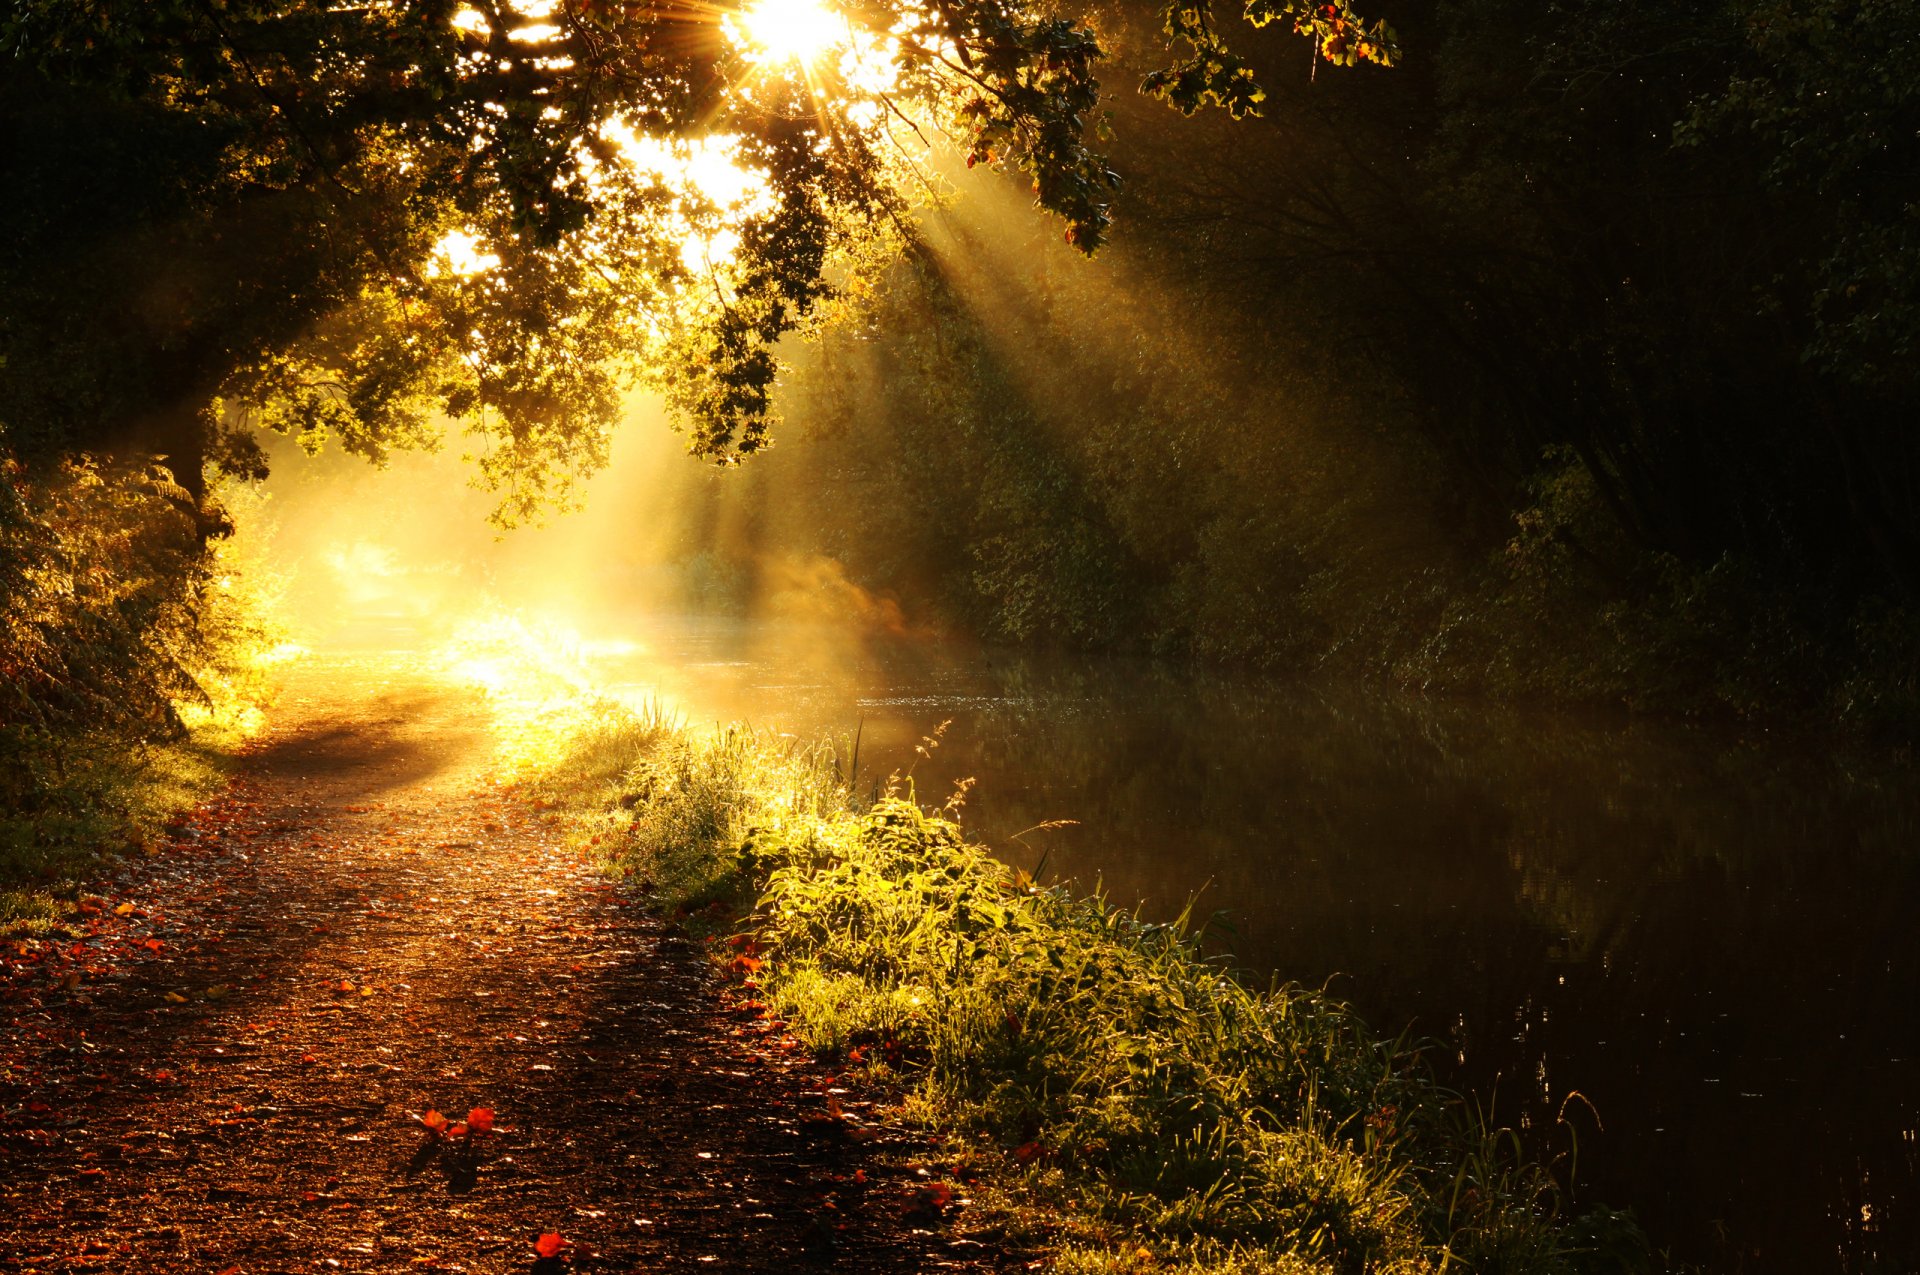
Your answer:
[0,653,1009,1274]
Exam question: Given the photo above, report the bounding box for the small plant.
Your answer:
[407,1106,498,1189]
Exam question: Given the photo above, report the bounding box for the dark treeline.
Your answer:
[4,0,1918,741]
[687,0,1920,730]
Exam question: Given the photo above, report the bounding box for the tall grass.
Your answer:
[521,695,1655,1274]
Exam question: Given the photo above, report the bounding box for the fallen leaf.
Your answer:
[535,1232,568,1258]
[421,1110,449,1131]
[467,1107,495,1134]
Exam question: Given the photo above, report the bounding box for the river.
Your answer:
[559,611,1920,1273]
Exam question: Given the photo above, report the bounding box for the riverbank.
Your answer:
[0,651,1015,1273]
[500,645,1655,1273]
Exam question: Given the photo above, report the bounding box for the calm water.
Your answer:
[585,614,1920,1274]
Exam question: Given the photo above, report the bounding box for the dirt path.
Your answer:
[0,653,1012,1274]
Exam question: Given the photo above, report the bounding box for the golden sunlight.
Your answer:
[429,229,500,278]
[729,0,844,66]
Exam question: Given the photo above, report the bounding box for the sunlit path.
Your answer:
[0,652,1010,1274]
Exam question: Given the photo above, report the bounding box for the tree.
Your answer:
[2,0,1390,521]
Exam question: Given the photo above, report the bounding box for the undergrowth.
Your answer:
[487,656,1656,1274]
[0,450,287,929]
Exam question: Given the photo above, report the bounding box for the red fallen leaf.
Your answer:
[925,1181,955,1208]
[142,939,164,952]
[421,1109,449,1132]
[447,1123,468,1137]
[535,1232,568,1258]
[75,1167,108,1184]
[1013,1140,1043,1164]
[152,1070,174,1083]
[467,1107,495,1134]
[727,954,762,976]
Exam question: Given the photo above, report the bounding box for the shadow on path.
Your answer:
[0,653,1014,1274]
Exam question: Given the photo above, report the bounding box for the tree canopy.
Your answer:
[1,0,1391,520]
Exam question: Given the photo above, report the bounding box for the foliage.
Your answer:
[525,694,1653,1272]
[1679,0,1920,396]
[613,0,1920,732]
[1,0,1384,519]
[0,444,282,925]
[1,454,206,738]
[1146,0,1397,119]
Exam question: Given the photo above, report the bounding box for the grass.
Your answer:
[442,621,1658,1275]
[0,728,240,930]
[0,462,287,931]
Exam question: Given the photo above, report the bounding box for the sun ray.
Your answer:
[726,0,845,66]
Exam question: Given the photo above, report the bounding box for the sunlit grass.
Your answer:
[437,611,688,779]
[505,674,1651,1272]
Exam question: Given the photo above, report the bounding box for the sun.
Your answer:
[730,0,843,66]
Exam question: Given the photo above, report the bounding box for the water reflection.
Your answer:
[590,614,1920,1274]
